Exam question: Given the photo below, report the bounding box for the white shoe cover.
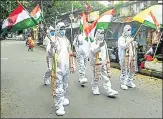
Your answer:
[107,88,118,96]
[63,98,69,106]
[44,80,50,85]
[121,84,128,90]
[56,105,65,116]
[126,81,136,88]
[92,87,100,95]
[79,78,88,85]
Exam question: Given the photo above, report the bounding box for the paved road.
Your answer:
[1,40,162,118]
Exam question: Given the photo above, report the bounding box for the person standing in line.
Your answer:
[43,26,56,85]
[118,25,137,90]
[45,22,75,116]
[73,30,90,86]
[90,28,118,97]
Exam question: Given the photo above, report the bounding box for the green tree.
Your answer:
[0,0,109,24]
[0,0,36,20]
[43,1,108,22]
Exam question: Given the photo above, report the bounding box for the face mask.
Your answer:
[96,31,104,41]
[98,34,104,41]
[127,28,131,36]
[128,31,132,35]
[59,30,66,37]
[50,31,55,36]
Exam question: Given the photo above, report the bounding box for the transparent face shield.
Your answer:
[123,25,132,37]
[95,29,105,42]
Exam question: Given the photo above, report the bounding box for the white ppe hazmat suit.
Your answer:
[45,22,75,116]
[43,26,55,85]
[118,25,137,90]
[43,26,55,46]
[73,33,90,85]
[90,29,118,97]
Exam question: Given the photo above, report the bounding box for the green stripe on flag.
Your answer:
[10,18,36,32]
[85,37,89,42]
[96,22,111,29]
[143,20,163,30]
[34,15,43,24]
[85,36,94,43]
[2,18,37,33]
[80,23,83,31]
[143,20,157,30]
[89,37,94,43]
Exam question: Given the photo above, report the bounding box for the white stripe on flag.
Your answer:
[15,10,31,25]
[97,15,112,22]
[2,19,8,29]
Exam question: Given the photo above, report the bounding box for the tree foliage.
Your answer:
[0,0,110,24]
[43,1,108,22]
[0,0,36,21]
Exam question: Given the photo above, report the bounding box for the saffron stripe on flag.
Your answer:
[149,11,160,30]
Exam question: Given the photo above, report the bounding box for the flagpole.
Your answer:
[153,31,162,58]
[40,0,44,45]
[40,0,46,24]
[41,0,43,18]
[70,2,73,49]
[133,24,143,39]
[55,15,57,34]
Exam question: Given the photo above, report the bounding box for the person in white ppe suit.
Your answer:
[73,30,90,86]
[118,25,137,90]
[90,28,118,97]
[43,26,55,85]
[45,22,75,116]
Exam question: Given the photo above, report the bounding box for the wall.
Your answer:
[120,7,130,16]
[119,1,153,17]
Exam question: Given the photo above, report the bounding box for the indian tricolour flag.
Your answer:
[79,12,89,31]
[133,5,162,30]
[143,10,161,30]
[79,12,89,41]
[30,5,43,24]
[2,3,37,33]
[84,9,115,42]
[79,13,84,31]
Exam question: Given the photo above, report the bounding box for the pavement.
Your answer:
[1,40,162,118]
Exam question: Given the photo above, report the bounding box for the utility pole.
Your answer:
[55,15,57,34]
[40,0,44,45]
[10,1,11,13]
[70,2,74,48]
[41,0,43,15]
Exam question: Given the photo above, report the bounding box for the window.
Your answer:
[140,2,144,9]
[158,0,163,4]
